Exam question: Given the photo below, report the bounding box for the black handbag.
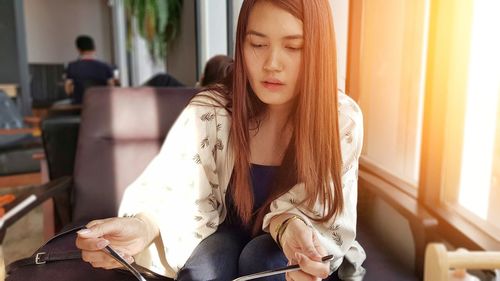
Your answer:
[6,225,171,281]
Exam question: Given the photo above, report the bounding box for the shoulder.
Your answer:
[93,60,113,70]
[337,91,364,168]
[66,61,77,70]
[338,90,363,134]
[188,90,230,115]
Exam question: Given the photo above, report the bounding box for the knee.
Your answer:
[239,234,287,276]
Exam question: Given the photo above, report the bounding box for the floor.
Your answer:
[1,185,45,266]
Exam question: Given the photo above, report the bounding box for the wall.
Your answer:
[331,0,349,92]
[196,0,228,77]
[23,0,113,64]
[166,0,198,86]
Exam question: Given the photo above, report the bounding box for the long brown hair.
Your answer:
[229,0,344,233]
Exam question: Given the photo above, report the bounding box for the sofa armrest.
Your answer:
[0,176,72,242]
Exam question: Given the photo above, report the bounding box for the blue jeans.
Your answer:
[176,224,340,281]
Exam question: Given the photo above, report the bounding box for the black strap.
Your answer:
[7,250,81,273]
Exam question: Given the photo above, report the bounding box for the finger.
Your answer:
[81,250,113,263]
[77,218,120,239]
[82,250,134,266]
[287,269,316,281]
[89,259,122,270]
[296,252,330,279]
[76,236,110,251]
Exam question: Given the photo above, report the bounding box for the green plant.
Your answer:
[125,0,183,62]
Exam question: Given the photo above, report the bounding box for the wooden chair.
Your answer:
[424,243,500,280]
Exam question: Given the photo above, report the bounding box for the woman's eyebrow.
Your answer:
[246,30,303,40]
[247,30,267,38]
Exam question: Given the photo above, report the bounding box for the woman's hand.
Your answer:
[280,219,330,281]
[75,216,157,269]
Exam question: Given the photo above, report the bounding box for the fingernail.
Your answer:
[125,256,134,264]
[96,239,109,249]
[77,229,91,235]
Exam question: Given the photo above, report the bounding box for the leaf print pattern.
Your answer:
[208,193,220,210]
[272,201,278,209]
[194,216,203,222]
[193,154,201,164]
[201,112,215,121]
[194,232,203,239]
[209,182,219,189]
[329,224,343,246]
[345,131,353,144]
[312,210,322,218]
[332,232,343,246]
[216,123,222,131]
[215,138,224,151]
[206,221,217,229]
[201,137,209,149]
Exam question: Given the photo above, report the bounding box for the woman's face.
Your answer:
[244,1,303,109]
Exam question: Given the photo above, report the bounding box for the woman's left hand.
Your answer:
[280,218,330,281]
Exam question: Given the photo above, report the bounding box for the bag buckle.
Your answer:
[35,252,47,264]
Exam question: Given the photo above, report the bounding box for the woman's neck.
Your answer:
[261,102,293,132]
[249,104,294,166]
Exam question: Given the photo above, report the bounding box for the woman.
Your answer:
[76,0,366,280]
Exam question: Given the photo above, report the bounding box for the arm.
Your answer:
[77,94,226,277]
[264,95,366,279]
[64,79,74,95]
[117,94,226,276]
[107,78,115,87]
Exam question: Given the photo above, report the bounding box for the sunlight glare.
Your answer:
[458,1,500,219]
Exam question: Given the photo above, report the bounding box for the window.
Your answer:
[440,0,500,239]
[349,0,500,249]
[350,0,429,188]
[420,0,500,248]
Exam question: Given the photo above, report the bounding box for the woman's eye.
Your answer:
[286,46,302,51]
[251,43,267,48]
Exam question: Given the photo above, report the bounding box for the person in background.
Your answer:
[76,0,366,280]
[198,54,234,87]
[143,73,185,87]
[64,35,115,104]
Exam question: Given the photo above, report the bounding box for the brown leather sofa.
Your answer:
[2,86,420,280]
[3,87,196,280]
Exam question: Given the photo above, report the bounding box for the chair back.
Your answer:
[71,87,197,223]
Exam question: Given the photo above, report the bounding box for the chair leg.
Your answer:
[0,245,5,281]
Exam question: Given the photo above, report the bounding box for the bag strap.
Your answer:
[6,250,81,273]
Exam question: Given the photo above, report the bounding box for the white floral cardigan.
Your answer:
[118,91,366,280]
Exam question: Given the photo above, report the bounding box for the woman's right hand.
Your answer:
[75,216,156,269]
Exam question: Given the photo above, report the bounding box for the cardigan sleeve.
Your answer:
[118,94,226,278]
[262,93,366,280]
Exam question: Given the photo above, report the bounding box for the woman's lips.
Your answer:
[262,81,285,91]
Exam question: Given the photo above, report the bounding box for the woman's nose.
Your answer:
[263,48,283,72]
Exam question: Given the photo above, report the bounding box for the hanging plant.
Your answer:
[125,0,183,62]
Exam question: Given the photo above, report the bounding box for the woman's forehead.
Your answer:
[246,1,303,38]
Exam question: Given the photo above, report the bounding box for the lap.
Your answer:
[176,225,249,281]
[178,227,340,281]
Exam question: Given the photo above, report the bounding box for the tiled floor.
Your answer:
[1,186,44,266]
